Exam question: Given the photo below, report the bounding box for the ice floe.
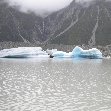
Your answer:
[0,46,103,59]
[51,46,103,59]
[0,47,49,58]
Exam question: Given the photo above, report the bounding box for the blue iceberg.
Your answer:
[71,46,103,59]
[0,46,102,59]
[51,46,102,59]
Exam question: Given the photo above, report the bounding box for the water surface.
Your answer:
[0,58,111,111]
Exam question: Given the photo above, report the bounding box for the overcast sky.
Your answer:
[5,0,74,17]
[4,0,105,17]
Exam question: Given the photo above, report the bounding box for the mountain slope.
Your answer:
[0,0,111,46]
[0,2,47,43]
[47,0,111,46]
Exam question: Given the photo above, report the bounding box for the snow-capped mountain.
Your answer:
[0,0,111,46]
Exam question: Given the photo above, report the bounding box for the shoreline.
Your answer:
[0,42,111,57]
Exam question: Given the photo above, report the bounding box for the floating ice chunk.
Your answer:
[51,46,102,59]
[52,51,66,57]
[72,46,103,59]
[0,47,49,58]
[72,46,83,57]
[46,49,57,55]
[0,46,102,59]
[47,49,72,58]
[52,51,72,58]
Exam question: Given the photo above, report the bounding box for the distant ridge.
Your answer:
[0,0,111,46]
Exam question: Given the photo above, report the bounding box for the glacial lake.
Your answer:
[0,58,111,111]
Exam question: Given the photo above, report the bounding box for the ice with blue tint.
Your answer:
[52,51,72,58]
[0,46,102,59]
[52,46,103,59]
[72,46,103,59]
[0,47,49,58]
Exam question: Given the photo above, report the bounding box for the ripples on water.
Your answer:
[0,58,111,111]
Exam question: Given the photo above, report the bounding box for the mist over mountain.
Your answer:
[0,0,111,46]
[3,0,73,17]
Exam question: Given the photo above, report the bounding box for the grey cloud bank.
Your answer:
[4,0,110,17]
[4,0,73,17]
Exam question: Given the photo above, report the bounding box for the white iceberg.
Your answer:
[47,49,72,58]
[46,49,57,55]
[0,47,49,58]
[51,46,102,59]
[52,51,72,58]
[0,46,102,59]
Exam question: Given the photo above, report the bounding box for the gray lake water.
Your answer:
[0,58,111,111]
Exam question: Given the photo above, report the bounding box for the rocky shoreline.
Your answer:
[0,42,111,57]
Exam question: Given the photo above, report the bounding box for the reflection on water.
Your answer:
[0,58,111,111]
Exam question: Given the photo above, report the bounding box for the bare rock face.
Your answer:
[0,0,111,45]
[0,2,48,43]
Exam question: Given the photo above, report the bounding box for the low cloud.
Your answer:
[4,0,109,17]
[4,0,73,17]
